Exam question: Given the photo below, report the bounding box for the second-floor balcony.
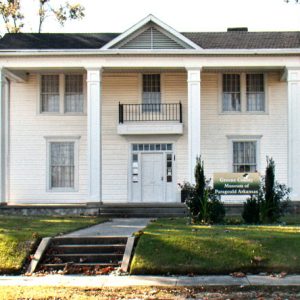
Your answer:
[117,102,184,135]
[119,103,182,124]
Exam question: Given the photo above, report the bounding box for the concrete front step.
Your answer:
[40,262,117,270]
[100,213,187,218]
[48,253,123,263]
[51,236,128,245]
[99,204,188,218]
[52,244,126,254]
[36,236,131,273]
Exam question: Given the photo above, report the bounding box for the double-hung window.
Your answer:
[222,73,265,113]
[222,74,241,112]
[233,141,257,172]
[40,74,84,114]
[47,138,79,191]
[142,74,161,112]
[64,74,84,113]
[41,75,60,113]
[246,74,265,112]
[50,142,75,190]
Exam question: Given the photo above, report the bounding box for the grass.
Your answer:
[0,215,106,274]
[131,217,300,275]
[225,214,300,225]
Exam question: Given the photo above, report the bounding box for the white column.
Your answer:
[287,68,300,200]
[0,68,5,203]
[187,67,201,184]
[86,68,102,202]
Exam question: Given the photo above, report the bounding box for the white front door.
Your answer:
[141,153,164,202]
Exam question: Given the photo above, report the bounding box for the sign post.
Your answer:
[213,173,260,195]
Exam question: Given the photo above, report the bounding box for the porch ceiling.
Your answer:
[4,67,86,82]
[202,66,285,73]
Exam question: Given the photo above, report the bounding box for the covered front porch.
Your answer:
[0,60,299,205]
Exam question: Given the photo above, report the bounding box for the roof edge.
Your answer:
[1,48,300,56]
[101,14,202,50]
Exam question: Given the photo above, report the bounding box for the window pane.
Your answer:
[41,75,59,112]
[50,142,75,188]
[65,74,84,113]
[233,141,257,173]
[142,74,161,112]
[246,74,265,112]
[222,74,241,111]
[166,153,172,182]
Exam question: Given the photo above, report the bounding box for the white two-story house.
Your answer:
[0,15,300,207]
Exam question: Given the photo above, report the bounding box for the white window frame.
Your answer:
[139,73,165,105]
[45,136,80,192]
[219,73,268,114]
[38,73,87,115]
[227,135,262,173]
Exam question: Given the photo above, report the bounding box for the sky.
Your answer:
[15,0,300,33]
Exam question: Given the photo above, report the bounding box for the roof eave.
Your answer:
[1,48,300,56]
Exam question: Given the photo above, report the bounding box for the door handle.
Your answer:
[161,176,164,181]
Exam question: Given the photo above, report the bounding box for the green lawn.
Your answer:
[0,215,106,274]
[131,218,300,275]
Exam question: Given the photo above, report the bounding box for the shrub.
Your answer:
[182,156,225,224]
[242,197,260,224]
[242,157,290,224]
[178,181,195,203]
[260,157,290,223]
[208,198,226,223]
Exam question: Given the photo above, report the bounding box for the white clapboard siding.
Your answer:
[201,72,288,185]
[8,70,288,204]
[101,72,188,202]
[9,74,88,203]
[118,27,185,49]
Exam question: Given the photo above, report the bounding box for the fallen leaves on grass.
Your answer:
[230,272,246,278]
[251,256,265,264]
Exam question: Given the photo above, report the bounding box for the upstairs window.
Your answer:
[246,74,265,112]
[40,74,84,114]
[222,74,241,112]
[221,73,266,113]
[64,74,84,113]
[41,75,60,113]
[142,74,161,111]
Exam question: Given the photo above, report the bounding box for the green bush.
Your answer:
[183,156,225,224]
[242,197,260,224]
[208,198,226,223]
[242,157,290,224]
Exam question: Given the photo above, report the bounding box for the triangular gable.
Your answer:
[102,14,201,50]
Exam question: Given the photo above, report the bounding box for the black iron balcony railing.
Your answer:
[119,102,182,124]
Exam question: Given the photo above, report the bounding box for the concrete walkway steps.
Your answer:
[38,236,128,272]
[28,219,151,274]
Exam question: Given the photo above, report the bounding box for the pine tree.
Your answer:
[194,156,208,222]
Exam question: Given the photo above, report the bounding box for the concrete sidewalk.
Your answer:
[63,218,151,237]
[0,275,299,287]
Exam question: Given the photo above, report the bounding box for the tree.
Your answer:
[37,0,84,33]
[185,156,225,224]
[0,0,85,34]
[242,157,290,224]
[0,0,24,33]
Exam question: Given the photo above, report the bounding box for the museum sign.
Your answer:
[213,173,260,195]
